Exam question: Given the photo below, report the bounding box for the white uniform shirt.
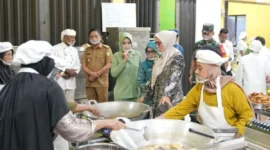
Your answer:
[260,46,270,61]
[235,52,270,95]
[236,40,248,62]
[53,42,81,90]
[221,40,234,71]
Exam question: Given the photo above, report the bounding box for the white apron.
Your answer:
[198,76,236,140]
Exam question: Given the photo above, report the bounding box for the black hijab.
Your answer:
[21,56,55,77]
[0,51,15,85]
[0,56,69,150]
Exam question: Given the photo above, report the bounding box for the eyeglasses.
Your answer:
[155,42,162,46]
[146,51,156,54]
[122,41,131,44]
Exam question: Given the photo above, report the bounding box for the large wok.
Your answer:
[75,143,122,150]
[82,100,151,121]
[110,119,216,150]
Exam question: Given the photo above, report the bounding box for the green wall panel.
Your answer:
[160,0,176,30]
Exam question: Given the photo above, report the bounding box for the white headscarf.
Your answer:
[13,40,55,66]
[61,29,76,41]
[249,40,262,53]
[151,31,180,88]
[196,50,229,66]
[239,31,247,40]
[0,42,13,53]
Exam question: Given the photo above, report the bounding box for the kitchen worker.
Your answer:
[82,28,113,102]
[53,29,81,102]
[189,23,227,86]
[0,42,15,91]
[169,29,184,55]
[138,31,185,118]
[235,40,270,95]
[137,41,158,106]
[256,36,270,58]
[236,31,248,63]
[218,28,234,76]
[158,46,253,138]
[111,32,142,101]
[0,40,125,150]
[245,37,269,57]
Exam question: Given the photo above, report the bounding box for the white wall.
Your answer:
[195,0,222,42]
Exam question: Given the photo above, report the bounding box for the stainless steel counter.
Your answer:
[254,109,270,117]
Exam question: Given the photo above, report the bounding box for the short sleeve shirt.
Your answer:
[82,44,113,87]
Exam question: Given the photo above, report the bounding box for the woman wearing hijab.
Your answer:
[0,40,125,150]
[137,41,158,106]
[0,42,15,91]
[235,40,270,95]
[111,32,142,101]
[158,46,253,139]
[138,31,185,118]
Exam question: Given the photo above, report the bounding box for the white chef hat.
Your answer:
[0,42,13,53]
[239,32,247,40]
[61,29,76,41]
[13,40,55,66]
[249,40,262,53]
[196,50,229,66]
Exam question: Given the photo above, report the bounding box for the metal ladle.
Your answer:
[124,126,149,141]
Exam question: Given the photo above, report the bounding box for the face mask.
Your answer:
[203,35,211,41]
[68,41,76,46]
[80,47,85,51]
[123,45,131,51]
[148,57,155,60]
[158,51,164,55]
[90,39,100,45]
[196,75,208,83]
[0,59,12,66]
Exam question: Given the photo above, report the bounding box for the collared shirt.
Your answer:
[53,42,81,90]
[221,40,234,71]
[82,43,112,87]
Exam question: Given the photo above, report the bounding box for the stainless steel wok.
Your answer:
[110,119,216,150]
[75,143,122,150]
[82,100,151,121]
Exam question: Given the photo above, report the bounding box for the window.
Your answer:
[227,15,246,46]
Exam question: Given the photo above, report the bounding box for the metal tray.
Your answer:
[252,102,266,110]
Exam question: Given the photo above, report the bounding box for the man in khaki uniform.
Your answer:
[82,29,112,102]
